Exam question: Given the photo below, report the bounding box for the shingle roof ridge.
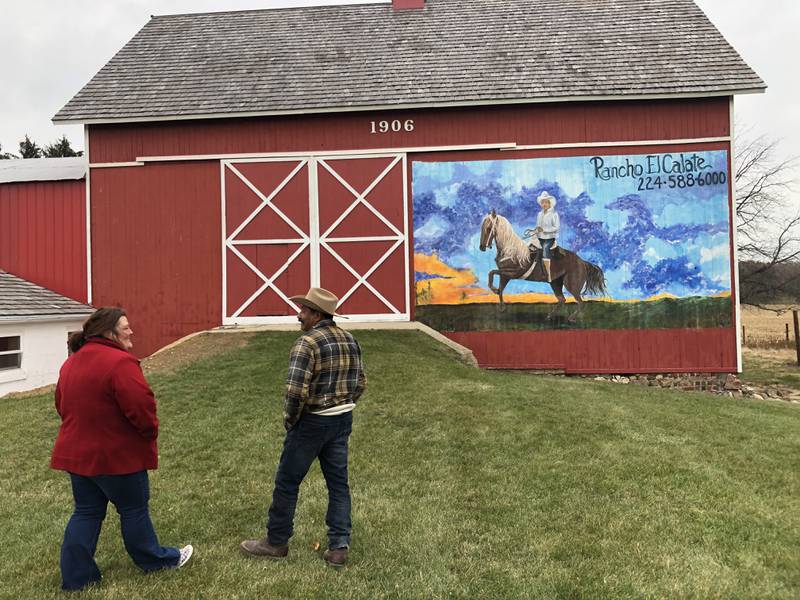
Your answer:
[150,1,389,20]
[53,0,766,123]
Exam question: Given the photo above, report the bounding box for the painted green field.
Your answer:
[416,296,732,332]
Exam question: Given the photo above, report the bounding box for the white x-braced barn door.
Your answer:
[222,154,409,324]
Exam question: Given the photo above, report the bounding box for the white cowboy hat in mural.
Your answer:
[290,287,343,317]
[536,191,557,208]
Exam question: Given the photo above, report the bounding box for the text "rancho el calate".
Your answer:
[590,153,713,181]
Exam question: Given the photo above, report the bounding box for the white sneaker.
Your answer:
[177,545,194,568]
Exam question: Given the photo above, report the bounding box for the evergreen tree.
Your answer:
[43,134,83,157]
[18,135,43,158]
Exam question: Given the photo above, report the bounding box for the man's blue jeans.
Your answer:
[60,471,179,591]
[267,411,353,549]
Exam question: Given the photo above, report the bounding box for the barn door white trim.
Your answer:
[318,155,407,318]
[222,157,310,324]
[221,153,409,324]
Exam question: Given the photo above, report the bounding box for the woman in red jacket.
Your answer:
[51,307,193,591]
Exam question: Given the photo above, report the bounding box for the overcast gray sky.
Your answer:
[1,0,797,162]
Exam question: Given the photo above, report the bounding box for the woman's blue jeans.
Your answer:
[267,412,353,549]
[60,470,179,591]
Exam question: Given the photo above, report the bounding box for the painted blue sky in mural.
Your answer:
[412,151,731,300]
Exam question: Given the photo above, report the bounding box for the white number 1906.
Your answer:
[370,119,414,134]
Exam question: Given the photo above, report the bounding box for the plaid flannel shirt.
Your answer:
[284,319,366,430]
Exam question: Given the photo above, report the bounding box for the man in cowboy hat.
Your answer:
[241,287,366,568]
[525,191,560,282]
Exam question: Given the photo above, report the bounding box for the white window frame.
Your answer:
[0,333,25,384]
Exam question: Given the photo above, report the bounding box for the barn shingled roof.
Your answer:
[0,272,93,323]
[52,0,765,124]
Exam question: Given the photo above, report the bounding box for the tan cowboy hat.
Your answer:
[536,191,557,208]
[290,287,343,317]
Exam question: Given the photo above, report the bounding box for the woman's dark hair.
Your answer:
[68,307,127,354]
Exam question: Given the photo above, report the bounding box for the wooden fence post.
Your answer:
[794,310,800,366]
[786,323,790,342]
[742,325,746,346]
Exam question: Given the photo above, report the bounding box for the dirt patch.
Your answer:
[2,384,55,400]
[142,331,255,375]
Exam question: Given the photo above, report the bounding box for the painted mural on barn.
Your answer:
[412,150,732,331]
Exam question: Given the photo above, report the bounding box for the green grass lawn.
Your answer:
[1,331,799,599]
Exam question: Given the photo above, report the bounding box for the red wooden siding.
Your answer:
[0,179,87,302]
[447,328,737,372]
[90,162,221,357]
[84,95,738,369]
[88,97,731,164]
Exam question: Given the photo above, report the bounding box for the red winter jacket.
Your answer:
[51,337,159,476]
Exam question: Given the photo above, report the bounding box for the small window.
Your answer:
[67,331,80,355]
[0,336,22,370]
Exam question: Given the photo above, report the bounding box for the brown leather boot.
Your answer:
[322,547,348,568]
[240,538,288,559]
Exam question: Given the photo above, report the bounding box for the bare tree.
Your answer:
[735,127,800,306]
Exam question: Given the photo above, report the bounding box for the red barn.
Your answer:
[0,158,88,303]
[45,0,763,371]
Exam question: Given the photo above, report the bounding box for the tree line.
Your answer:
[0,134,82,159]
[740,260,800,305]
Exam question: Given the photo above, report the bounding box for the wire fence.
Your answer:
[741,323,794,349]
[741,310,800,365]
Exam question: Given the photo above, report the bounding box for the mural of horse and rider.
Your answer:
[412,151,734,332]
[479,205,606,319]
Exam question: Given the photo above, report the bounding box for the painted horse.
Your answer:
[478,210,607,320]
